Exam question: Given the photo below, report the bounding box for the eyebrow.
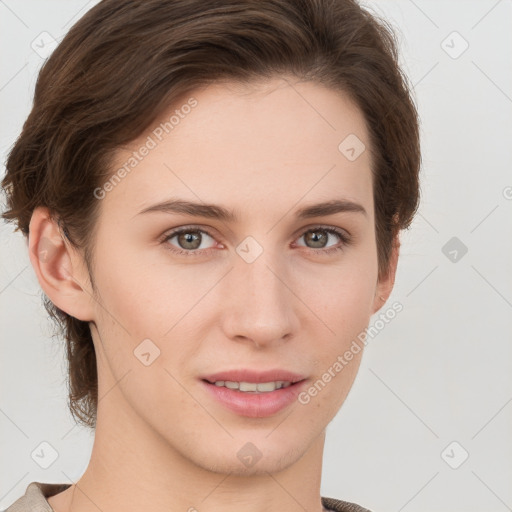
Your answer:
[136,198,367,221]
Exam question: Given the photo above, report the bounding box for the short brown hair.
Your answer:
[1,0,421,429]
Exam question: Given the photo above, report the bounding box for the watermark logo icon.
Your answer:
[31,441,59,469]
[134,338,161,366]
[236,236,263,264]
[441,31,469,59]
[338,134,366,161]
[31,32,58,59]
[442,236,468,263]
[237,442,263,468]
[441,441,469,469]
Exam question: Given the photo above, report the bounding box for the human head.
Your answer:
[1,0,421,431]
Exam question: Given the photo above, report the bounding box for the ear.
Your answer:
[28,206,95,322]
[371,234,400,315]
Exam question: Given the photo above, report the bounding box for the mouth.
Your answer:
[200,378,309,418]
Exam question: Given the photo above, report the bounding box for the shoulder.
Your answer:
[322,495,373,512]
[3,481,71,512]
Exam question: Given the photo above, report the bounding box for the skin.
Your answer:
[30,76,399,512]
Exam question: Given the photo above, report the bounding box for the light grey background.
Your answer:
[1,1,511,511]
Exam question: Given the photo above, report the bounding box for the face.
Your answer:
[68,77,393,474]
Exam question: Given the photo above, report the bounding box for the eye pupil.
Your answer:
[306,230,328,248]
[179,231,201,249]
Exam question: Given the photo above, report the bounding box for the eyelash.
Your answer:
[161,225,352,258]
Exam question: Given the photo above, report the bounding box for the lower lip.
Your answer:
[200,379,308,418]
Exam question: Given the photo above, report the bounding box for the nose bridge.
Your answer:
[238,250,284,304]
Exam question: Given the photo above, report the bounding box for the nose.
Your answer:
[219,250,300,349]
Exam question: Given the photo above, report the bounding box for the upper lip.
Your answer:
[201,369,307,384]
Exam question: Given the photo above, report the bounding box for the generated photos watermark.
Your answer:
[93,97,198,200]
[298,301,403,405]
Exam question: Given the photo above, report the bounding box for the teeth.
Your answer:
[212,380,292,392]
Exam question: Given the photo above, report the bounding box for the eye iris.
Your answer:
[305,230,328,248]
[178,231,201,250]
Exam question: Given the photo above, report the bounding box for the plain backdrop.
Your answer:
[1,1,511,511]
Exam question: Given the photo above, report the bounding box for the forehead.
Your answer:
[103,77,373,223]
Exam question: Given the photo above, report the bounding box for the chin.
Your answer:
[183,434,309,476]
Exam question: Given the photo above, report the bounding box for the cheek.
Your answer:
[293,252,377,332]
[90,246,217,389]
[291,249,376,403]
[90,237,187,338]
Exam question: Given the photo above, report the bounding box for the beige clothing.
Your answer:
[3,481,373,512]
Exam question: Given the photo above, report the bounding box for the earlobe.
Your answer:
[371,235,400,315]
[28,206,95,322]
